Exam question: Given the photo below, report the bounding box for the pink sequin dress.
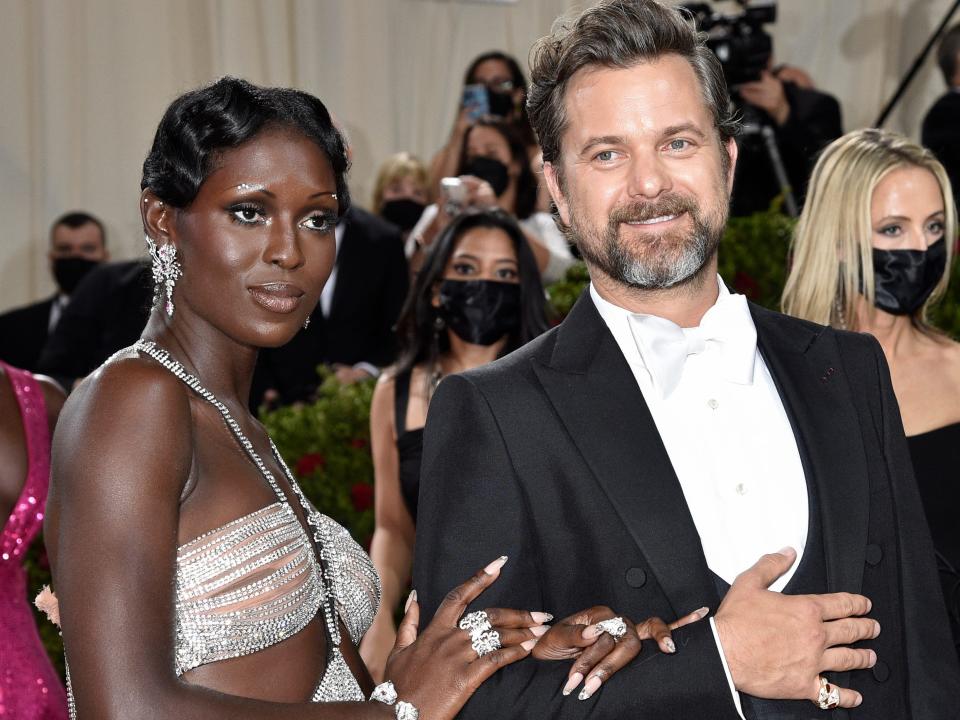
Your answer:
[0,362,68,720]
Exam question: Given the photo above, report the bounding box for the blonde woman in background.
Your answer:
[782,128,960,661]
[372,152,431,238]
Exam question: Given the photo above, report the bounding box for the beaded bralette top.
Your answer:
[63,341,381,716]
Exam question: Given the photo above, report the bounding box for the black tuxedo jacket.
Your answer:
[254,206,408,405]
[414,293,959,718]
[922,91,960,206]
[0,295,55,372]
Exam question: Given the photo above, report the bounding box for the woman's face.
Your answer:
[443,226,520,283]
[870,165,946,252]
[465,126,517,173]
[471,59,516,95]
[382,174,428,204]
[165,128,339,348]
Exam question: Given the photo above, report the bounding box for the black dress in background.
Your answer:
[393,369,423,522]
[907,422,960,660]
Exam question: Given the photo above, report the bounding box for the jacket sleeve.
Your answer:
[413,373,741,719]
[869,339,960,715]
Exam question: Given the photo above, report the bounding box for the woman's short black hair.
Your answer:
[457,118,538,220]
[394,209,550,377]
[141,76,350,214]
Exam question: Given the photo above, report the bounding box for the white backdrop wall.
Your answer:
[1,0,956,310]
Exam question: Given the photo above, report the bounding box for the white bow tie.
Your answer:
[627,292,757,399]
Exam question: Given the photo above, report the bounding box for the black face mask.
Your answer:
[487,89,514,117]
[463,156,510,197]
[53,256,100,294]
[438,279,521,346]
[872,238,947,315]
[380,198,426,232]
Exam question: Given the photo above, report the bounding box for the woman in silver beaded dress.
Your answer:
[44,77,696,720]
[41,77,556,720]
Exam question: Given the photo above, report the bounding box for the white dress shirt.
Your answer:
[590,278,808,716]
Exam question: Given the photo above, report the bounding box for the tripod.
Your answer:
[737,101,799,218]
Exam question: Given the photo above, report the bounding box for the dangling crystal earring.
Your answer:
[145,235,183,317]
[303,316,311,330]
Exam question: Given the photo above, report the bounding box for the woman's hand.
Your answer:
[383,557,550,720]
[457,176,498,209]
[533,605,710,700]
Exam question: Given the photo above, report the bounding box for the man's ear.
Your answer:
[724,137,739,193]
[543,161,571,227]
[140,189,172,246]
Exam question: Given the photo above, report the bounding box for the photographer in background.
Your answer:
[922,22,960,206]
[731,61,843,216]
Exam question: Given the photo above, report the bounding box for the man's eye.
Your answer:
[594,150,616,162]
[667,139,691,152]
[230,205,264,225]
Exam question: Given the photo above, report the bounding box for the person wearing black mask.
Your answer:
[361,209,550,681]
[408,118,575,283]
[372,152,431,236]
[783,129,960,668]
[0,211,108,372]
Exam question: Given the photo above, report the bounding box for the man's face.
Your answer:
[543,54,737,290]
[49,223,107,261]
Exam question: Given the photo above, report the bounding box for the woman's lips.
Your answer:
[248,283,305,314]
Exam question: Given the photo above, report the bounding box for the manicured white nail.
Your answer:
[530,625,549,637]
[521,638,537,651]
[484,555,508,575]
[778,546,795,557]
[578,675,601,700]
[664,637,676,653]
[562,672,583,696]
[530,612,554,624]
[695,606,710,619]
[404,589,417,612]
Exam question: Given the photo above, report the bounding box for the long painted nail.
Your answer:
[521,638,537,651]
[581,623,603,639]
[404,589,417,612]
[484,555,509,575]
[530,625,550,637]
[562,672,583,696]
[663,637,676,653]
[578,675,602,700]
[694,606,710,619]
[530,612,554,624]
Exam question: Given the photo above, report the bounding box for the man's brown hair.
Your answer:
[526,0,740,176]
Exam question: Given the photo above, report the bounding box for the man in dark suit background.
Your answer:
[0,211,108,373]
[922,23,960,206]
[413,1,958,718]
[253,205,408,405]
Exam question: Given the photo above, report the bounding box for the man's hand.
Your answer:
[333,364,374,385]
[738,71,790,126]
[714,548,879,709]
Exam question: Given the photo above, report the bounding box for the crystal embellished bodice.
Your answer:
[63,342,381,717]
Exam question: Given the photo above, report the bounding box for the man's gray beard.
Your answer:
[569,208,723,290]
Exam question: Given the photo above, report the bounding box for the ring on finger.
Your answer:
[459,610,492,637]
[595,616,628,642]
[471,629,501,657]
[816,676,840,710]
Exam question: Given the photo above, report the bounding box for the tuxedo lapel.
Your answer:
[329,213,358,321]
[751,305,869,596]
[532,294,719,616]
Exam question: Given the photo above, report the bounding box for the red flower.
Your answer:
[295,453,326,477]
[351,483,374,512]
[733,271,761,300]
[349,437,368,450]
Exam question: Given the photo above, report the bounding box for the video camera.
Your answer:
[681,1,777,87]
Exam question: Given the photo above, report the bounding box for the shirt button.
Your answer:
[735,482,747,496]
[707,398,719,410]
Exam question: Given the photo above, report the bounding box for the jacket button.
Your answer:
[872,659,890,683]
[865,544,883,566]
[625,567,646,588]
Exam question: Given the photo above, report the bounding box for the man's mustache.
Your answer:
[608,194,698,225]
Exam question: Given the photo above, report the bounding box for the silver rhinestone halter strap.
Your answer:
[134,339,344,648]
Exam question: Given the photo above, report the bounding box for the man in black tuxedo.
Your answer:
[253,205,408,405]
[0,212,108,372]
[922,23,960,206]
[413,1,958,717]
